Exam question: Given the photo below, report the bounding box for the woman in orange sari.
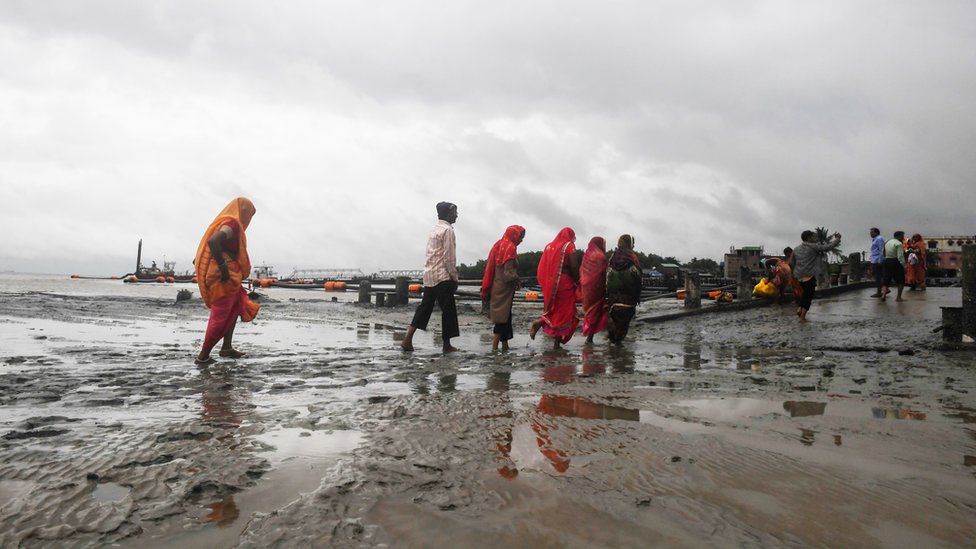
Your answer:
[905,234,927,291]
[580,237,608,344]
[529,227,579,349]
[194,197,260,365]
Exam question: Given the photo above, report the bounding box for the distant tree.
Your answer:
[683,257,721,274]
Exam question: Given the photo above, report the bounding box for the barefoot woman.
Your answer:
[481,225,526,351]
[194,197,260,365]
[530,227,580,349]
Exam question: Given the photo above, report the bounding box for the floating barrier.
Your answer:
[525,291,540,300]
[408,283,423,293]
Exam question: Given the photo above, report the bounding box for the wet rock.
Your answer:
[3,428,69,440]
[898,348,916,356]
[636,497,652,507]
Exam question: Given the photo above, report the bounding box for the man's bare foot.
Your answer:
[585,335,594,345]
[195,355,215,366]
[219,349,246,359]
[443,345,459,353]
[529,321,541,340]
[501,342,510,351]
[401,340,414,352]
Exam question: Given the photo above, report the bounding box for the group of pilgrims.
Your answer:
[401,201,644,352]
[190,197,645,363]
[188,198,935,362]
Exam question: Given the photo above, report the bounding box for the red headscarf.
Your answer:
[537,227,576,314]
[580,236,608,300]
[480,225,525,299]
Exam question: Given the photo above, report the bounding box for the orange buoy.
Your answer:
[676,289,686,300]
[324,281,336,291]
[525,291,540,300]
[156,276,166,283]
[166,277,175,283]
[70,274,80,279]
[126,275,138,283]
[191,276,198,284]
[259,278,271,288]
[334,281,346,291]
[708,290,721,300]
[110,276,119,280]
[408,283,423,293]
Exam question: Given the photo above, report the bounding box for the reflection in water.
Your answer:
[580,348,606,377]
[486,372,511,393]
[542,364,576,385]
[205,496,240,527]
[197,367,251,527]
[356,322,370,341]
[606,344,636,373]
[438,374,457,393]
[783,401,827,417]
[199,367,251,429]
[484,373,517,479]
[683,340,701,370]
[799,428,817,446]
[871,407,927,420]
[532,395,639,473]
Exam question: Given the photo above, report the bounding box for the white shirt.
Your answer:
[422,220,458,286]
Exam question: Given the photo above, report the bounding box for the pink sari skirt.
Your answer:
[202,288,246,354]
[540,278,579,344]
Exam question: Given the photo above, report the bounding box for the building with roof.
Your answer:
[723,246,764,278]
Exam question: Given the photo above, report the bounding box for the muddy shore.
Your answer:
[1,275,974,547]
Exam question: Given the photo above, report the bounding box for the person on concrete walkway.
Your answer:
[530,227,580,349]
[402,202,460,352]
[869,227,885,297]
[793,230,842,321]
[765,247,801,304]
[881,231,906,302]
[905,233,927,291]
[605,234,643,343]
[194,197,261,365]
[580,236,609,344]
[481,225,525,351]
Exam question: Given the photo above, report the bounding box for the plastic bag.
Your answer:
[752,278,779,299]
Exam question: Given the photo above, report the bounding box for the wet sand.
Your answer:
[1,274,974,547]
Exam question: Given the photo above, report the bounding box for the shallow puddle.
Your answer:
[254,427,363,462]
[92,482,130,503]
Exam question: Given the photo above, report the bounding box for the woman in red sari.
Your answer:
[481,225,526,351]
[530,227,579,349]
[905,234,927,291]
[194,197,261,365]
[580,237,608,344]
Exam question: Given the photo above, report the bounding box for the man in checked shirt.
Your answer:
[401,201,461,352]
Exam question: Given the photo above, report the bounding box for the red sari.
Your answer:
[480,225,524,299]
[537,227,579,343]
[580,237,608,337]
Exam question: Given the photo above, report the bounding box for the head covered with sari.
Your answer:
[195,197,256,308]
[480,225,525,299]
[537,227,576,314]
[610,234,640,270]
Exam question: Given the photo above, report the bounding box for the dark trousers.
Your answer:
[883,258,905,286]
[493,306,514,342]
[798,277,817,311]
[411,280,459,342]
[872,263,883,292]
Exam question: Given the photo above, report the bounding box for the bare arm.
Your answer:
[208,225,234,282]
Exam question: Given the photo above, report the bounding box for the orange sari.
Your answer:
[195,198,260,344]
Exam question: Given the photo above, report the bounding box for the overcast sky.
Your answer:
[1,1,974,275]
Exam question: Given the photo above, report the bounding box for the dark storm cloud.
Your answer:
[1,1,974,273]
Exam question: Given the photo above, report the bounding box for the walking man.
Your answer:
[401,202,460,352]
[881,231,906,302]
[869,227,885,297]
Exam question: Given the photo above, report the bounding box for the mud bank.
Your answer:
[1,278,974,547]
